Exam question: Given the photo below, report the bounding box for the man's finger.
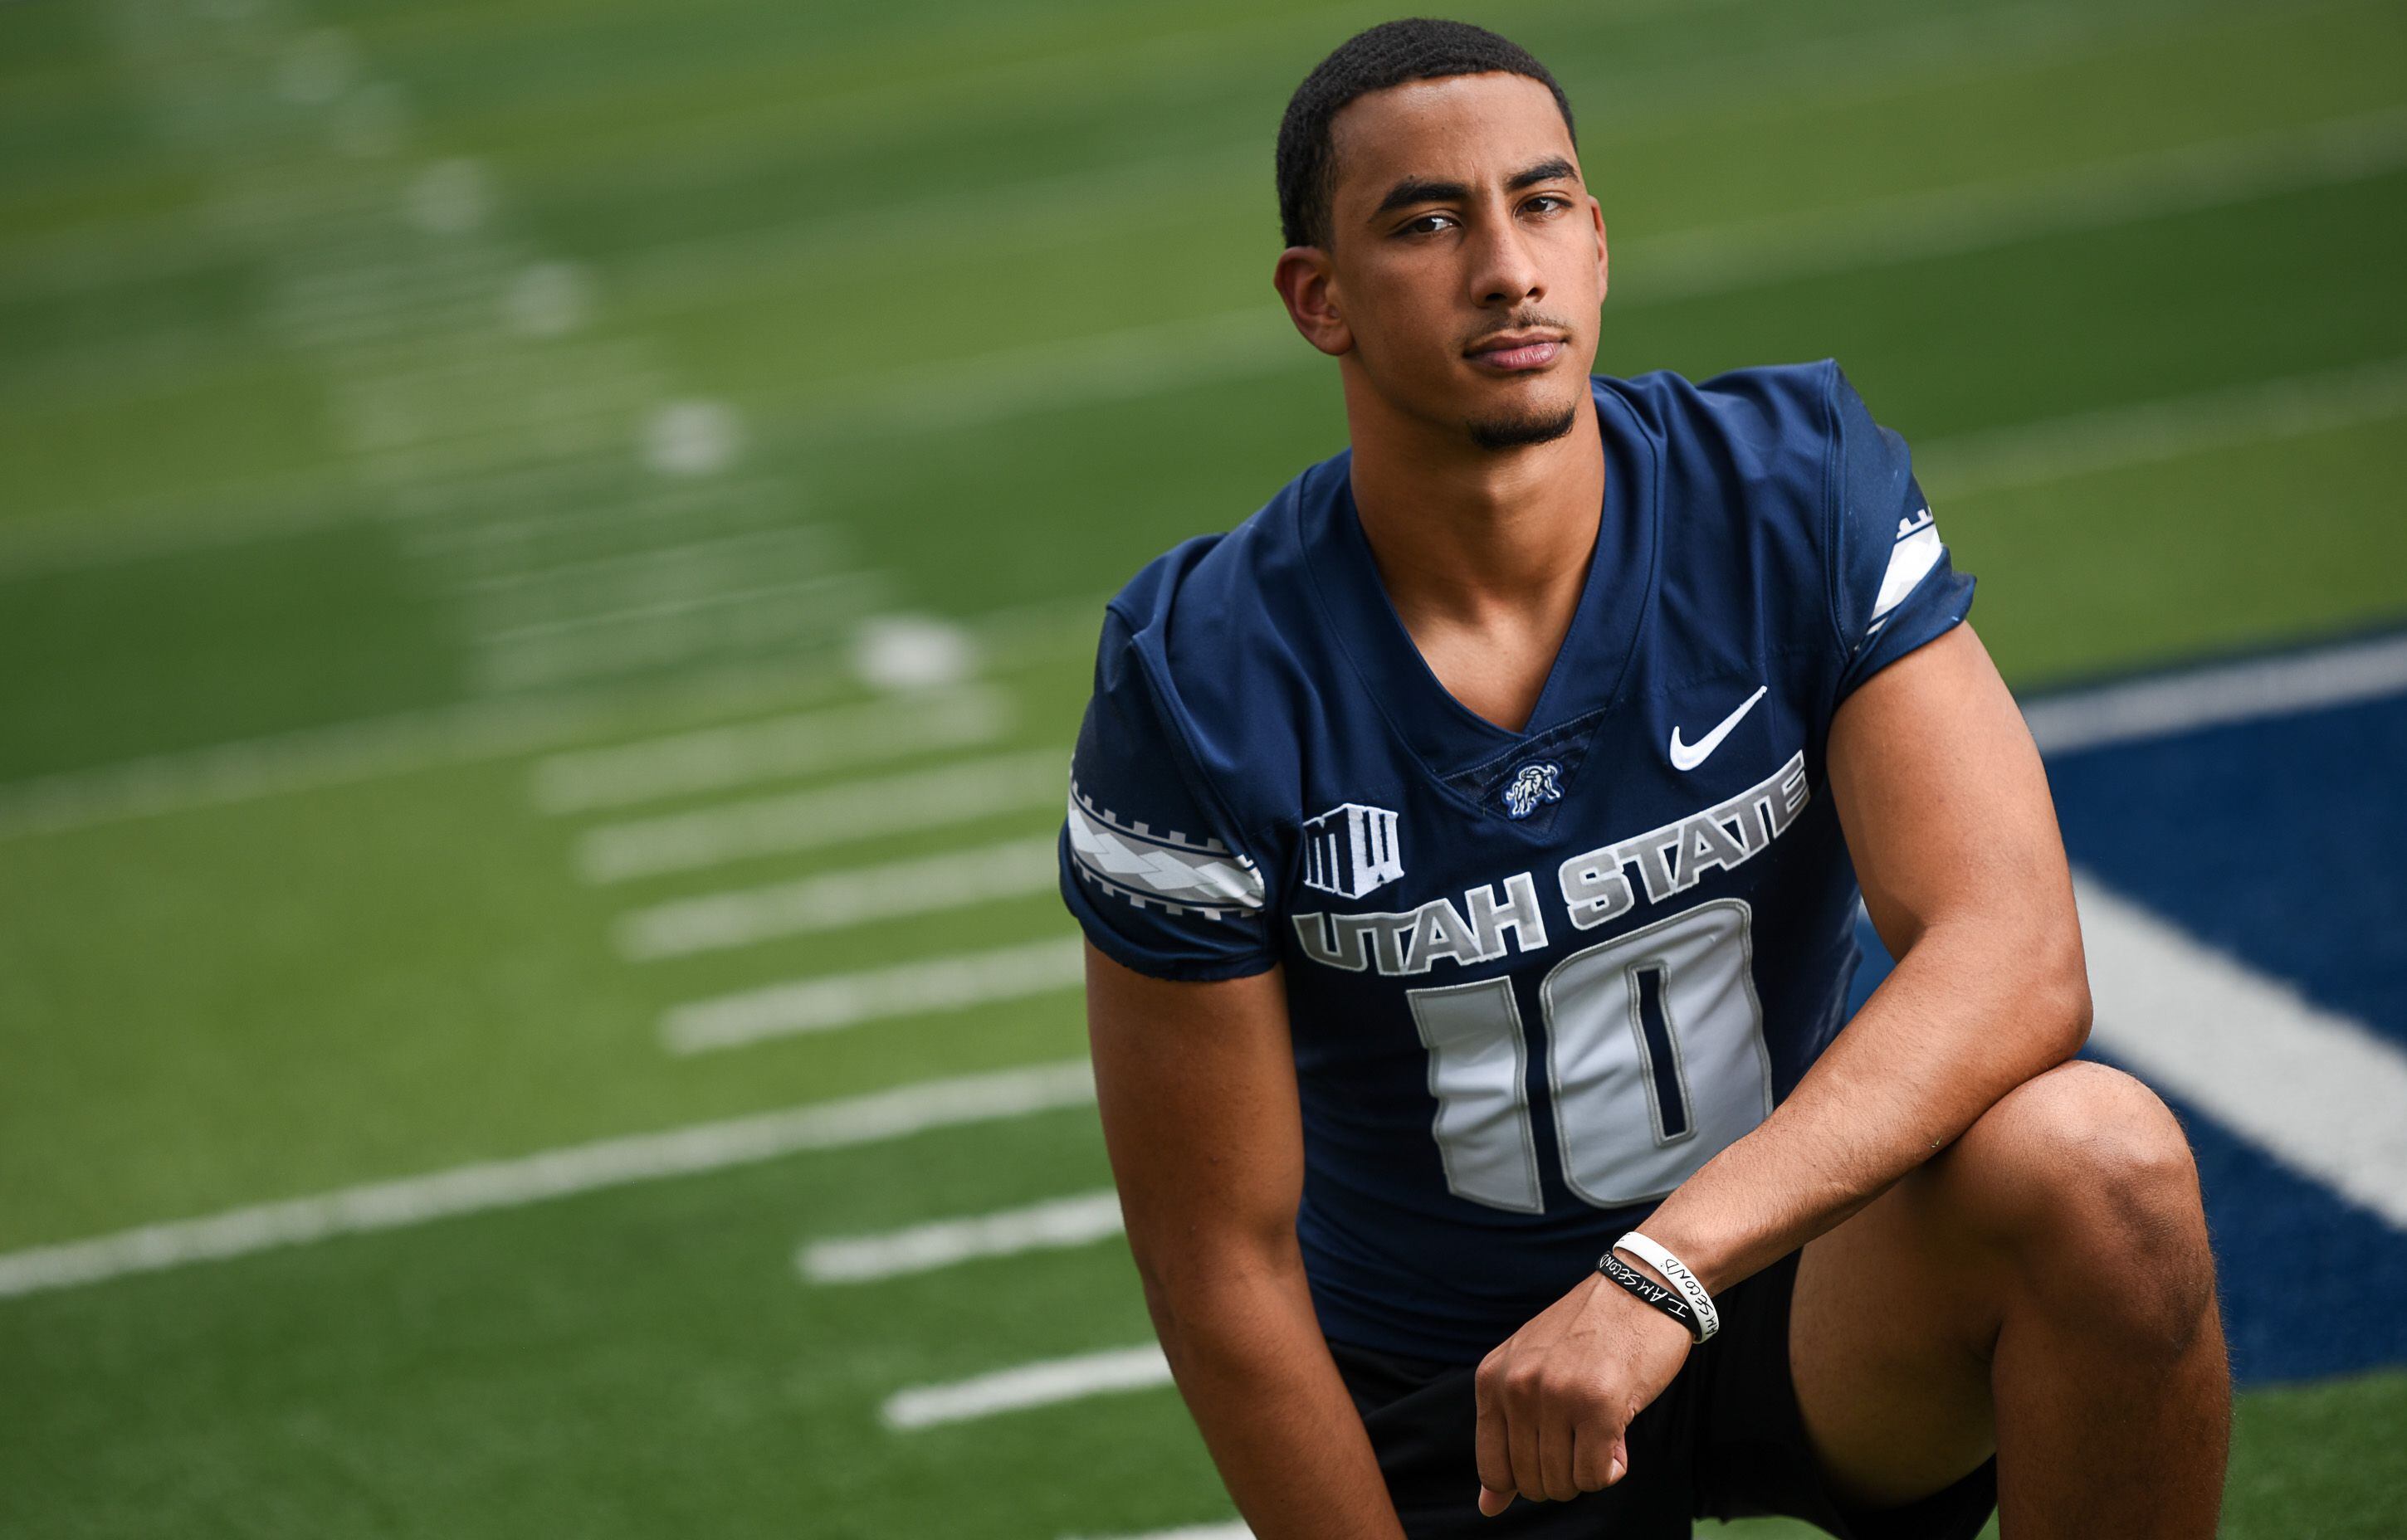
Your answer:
[1477,1484,1515,1518]
[1571,1423,1630,1491]
[1509,1396,1545,1503]
[1570,1423,1610,1492]
[1473,1378,1514,1501]
[1540,1418,1579,1503]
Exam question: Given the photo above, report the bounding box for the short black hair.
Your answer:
[1276,18,1576,250]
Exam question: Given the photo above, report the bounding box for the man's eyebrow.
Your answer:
[1368,158,1581,221]
[1506,156,1579,190]
[1370,176,1468,219]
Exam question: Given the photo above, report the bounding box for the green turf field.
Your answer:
[3,0,2405,1533]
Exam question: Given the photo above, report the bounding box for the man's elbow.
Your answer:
[2029,912,2093,1062]
[1127,1226,1306,1372]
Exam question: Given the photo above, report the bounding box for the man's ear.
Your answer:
[1273,246,1353,358]
[1590,197,1609,303]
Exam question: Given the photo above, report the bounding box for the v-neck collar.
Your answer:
[1298,379,1662,786]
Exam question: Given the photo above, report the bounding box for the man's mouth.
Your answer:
[1465,332,1565,373]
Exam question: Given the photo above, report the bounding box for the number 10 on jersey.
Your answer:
[1404,899,1775,1213]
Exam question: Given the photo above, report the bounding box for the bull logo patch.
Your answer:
[1502,763,1562,820]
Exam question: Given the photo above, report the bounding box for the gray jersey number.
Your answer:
[1404,899,1774,1213]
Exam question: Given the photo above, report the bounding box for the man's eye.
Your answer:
[1523,194,1570,216]
[1399,212,1455,236]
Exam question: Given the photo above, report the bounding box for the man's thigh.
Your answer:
[1789,1148,2004,1510]
[1787,1059,2202,1509]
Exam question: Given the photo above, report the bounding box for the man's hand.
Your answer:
[1472,1269,1693,1514]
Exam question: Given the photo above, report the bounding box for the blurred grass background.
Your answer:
[2,0,2403,1534]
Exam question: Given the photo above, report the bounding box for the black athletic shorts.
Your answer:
[1329,1251,1997,1539]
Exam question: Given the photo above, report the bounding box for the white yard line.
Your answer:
[795,308,1296,437]
[0,466,375,583]
[620,835,1060,960]
[0,606,1096,844]
[2024,632,2407,756]
[881,1344,1172,1430]
[662,935,1086,1055]
[1921,354,2407,500]
[799,1190,1124,1284]
[474,573,863,649]
[0,1060,1096,1300]
[475,573,879,694]
[2077,874,2407,1231]
[1062,1527,1251,1540]
[453,524,830,597]
[578,748,1063,883]
[0,692,637,843]
[531,683,1012,814]
[407,474,777,559]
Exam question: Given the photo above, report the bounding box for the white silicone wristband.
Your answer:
[1614,1231,1719,1342]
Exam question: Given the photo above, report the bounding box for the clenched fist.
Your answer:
[1472,1269,1694,1515]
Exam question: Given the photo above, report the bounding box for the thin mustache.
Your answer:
[1466,314,1575,349]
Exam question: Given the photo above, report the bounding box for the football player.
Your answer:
[1059,19,2228,1538]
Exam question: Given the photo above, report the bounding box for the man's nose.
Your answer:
[1471,214,1545,308]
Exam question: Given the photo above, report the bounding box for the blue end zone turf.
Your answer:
[1847,639,2407,1386]
[2047,688,2407,1046]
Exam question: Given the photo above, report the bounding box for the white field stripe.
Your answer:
[455,525,831,598]
[0,1060,1096,1300]
[2077,874,2407,1231]
[2026,631,2407,756]
[662,935,1086,1055]
[620,835,1059,960]
[476,573,865,650]
[0,691,652,842]
[409,474,778,560]
[534,684,1013,814]
[476,574,881,694]
[1062,1527,1251,1540]
[779,107,2407,437]
[0,605,1099,845]
[388,454,642,527]
[1920,354,2407,500]
[790,309,1295,436]
[881,1344,1172,1430]
[798,1190,1124,1284]
[579,748,1063,883]
[464,543,849,639]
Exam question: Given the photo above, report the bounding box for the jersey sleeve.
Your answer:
[1826,364,1975,700]
[1058,606,1278,982]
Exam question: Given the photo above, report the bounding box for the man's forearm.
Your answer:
[1635,916,2088,1294]
[1143,1259,1408,1540]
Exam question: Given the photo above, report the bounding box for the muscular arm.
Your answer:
[1638,621,2089,1290]
[1085,947,1409,1540]
[1475,621,2089,1508]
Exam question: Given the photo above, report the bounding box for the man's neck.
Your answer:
[1345,390,1604,611]
[1342,385,1607,731]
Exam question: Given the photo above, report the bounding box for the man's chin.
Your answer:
[1466,402,1580,451]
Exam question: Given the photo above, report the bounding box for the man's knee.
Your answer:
[1946,1062,2218,1353]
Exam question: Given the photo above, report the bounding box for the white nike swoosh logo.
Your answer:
[1668,685,1768,771]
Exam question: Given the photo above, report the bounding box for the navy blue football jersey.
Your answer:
[1059,361,1973,1362]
